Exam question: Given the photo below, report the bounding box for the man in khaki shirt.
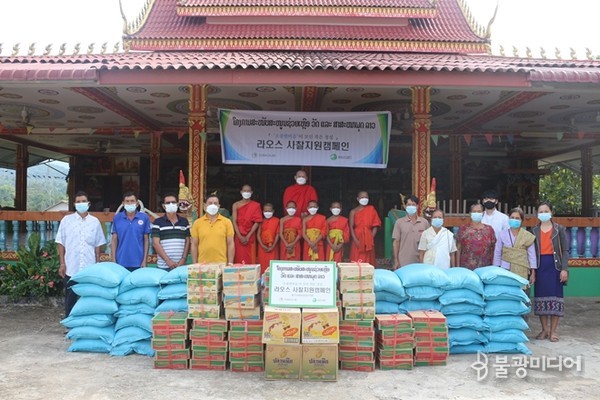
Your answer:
[392,195,430,269]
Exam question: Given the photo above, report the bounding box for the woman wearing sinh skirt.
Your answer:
[531,201,570,342]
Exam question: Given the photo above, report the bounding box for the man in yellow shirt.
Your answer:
[191,195,235,264]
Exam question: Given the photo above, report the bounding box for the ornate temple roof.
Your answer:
[124,0,488,53]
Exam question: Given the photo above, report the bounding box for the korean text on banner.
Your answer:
[268,261,337,308]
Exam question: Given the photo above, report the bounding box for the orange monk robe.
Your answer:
[258,217,280,274]
[280,216,302,261]
[283,184,318,216]
[234,200,263,264]
[327,216,350,262]
[303,214,327,261]
[350,205,382,265]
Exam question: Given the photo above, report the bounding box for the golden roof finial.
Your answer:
[0,43,3,55]
[570,47,577,60]
[28,43,36,56]
[87,43,95,54]
[12,43,20,56]
[485,0,499,39]
[499,45,505,57]
[59,43,66,56]
[43,44,52,56]
[101,42,107,54]
[540,47,546,59]
[586,48,593,60]
[525,47,532,58]
[73,43,81,55]
[113,42,120,53]
[512,46,519,57]
[554,47,561,59]
[118,0,129,35]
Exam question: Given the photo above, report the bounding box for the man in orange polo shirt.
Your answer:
[190,195,235,264]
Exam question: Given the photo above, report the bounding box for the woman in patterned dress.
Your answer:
[456,203,497,270]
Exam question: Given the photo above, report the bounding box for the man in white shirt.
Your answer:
[480,190,509,241]
[56,191,106,316]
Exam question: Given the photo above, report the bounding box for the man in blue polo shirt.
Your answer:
[152,193,190,270]
[111,191,151,271]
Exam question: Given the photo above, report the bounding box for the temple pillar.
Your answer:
[188,84,208,219]
[67,156,76,210]
[450,135,462,205]
[149,132,161,211]
[15,144,28,210]
[410,86,431,211]
[581,147,593,217]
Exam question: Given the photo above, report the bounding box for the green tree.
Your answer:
[539,165,600,215]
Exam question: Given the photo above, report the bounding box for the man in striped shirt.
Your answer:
[152,193,190,269]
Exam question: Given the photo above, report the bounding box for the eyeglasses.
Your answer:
[164,201,178,205]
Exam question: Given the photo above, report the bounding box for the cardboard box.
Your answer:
[188,329,227,342]
[343,307,375,321]
[378,359,413,370]
[301,308,339,344]
[191,349,228,361]
[223,293,261,309]
[338,343,375,352]
[189,359,227,370]
[339,320,374,332]
[229,351,264,363]
[187,278,222,294]
[339,331,374,346]
[152,312,189,328]
[152,330,187,341]
[301,344,338,381]
[338,280,374,294]
[228,330,263,343]
[223,264,261,282]
[341,293,375,308]
[339,360,376,372]
[376,314,413,330]
[188,292,221,305]
[151,339,189,350]
[153,358,188,370]
[154,348,190,360]
[222,279,261,296]
[229,342,264,353]
[225,306,262,321]
[229,320,263,332]
[231,361,265,372]
[187,304,221,319]
[264,344,302,380]
[338,262,375,281]
[191,340,228,352]
[339,350,375,362]
[192,319,228,332]
[262,306,301,344]
[187,263,223,280]
[407,310,447,324]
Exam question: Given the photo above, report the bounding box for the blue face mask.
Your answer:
[508,219,522,229]
[431,218,444,228]
[75,203,89,214]
[405,205,417,216]
[538,212,552,222]
[470,212,483,223]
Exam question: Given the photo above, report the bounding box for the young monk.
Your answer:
[232,184,263,263]
[279,200,302,261]
[302,200,327,261]
[349,191,382,265]
[326,201,350,262]
[257,203,280,274]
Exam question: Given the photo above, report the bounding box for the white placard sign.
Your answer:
[268,261,337,308]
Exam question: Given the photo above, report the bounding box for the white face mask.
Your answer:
[164,203,178,213]
[124,204,137,213]
[308,207,318,215]
[241,192,252,200]
[74,203,89,214]
[358,198,369,206]
[263,211,273,219]
[206,204,219,215]
[286,208,296,216]
[296,177,307,185]
[331,208,341,216]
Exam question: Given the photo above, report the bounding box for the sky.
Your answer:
[0,0,598,58]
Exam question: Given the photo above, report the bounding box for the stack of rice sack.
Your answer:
[396,264,449,314]
[408,310,449,366]
[475,266,532,355]
[155,266,188,314]
[151,312,190,369]
[375,314,415,370]
[111,268,167,356]
[62,262,129,353]
[442,268,488,354]
[374,269,406,315]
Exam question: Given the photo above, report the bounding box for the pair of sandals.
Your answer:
[536,331,559,342]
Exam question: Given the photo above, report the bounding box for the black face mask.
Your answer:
[483,201,496,210]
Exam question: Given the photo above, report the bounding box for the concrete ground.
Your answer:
[0,298,599,400]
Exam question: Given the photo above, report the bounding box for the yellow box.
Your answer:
[341,293,376,308]
[264,344,302,380]
[262,306,301,344]
[301,344,338,381]
[187,304,221,319]
[301,308,339,344]
[225,306,262,321]
[222,279,261,296]
[187,292,221,305]
[223,293,260,309]
[337,262,375,281]
[222,264,261,282]
[187,263,223,280]
[343,307,376,321]
[187,278,222,294]
[339,280,374,294]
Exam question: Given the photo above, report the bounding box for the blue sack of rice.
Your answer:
[374,269,406,297]
[119,267,167,293]
[66,326,115,344]
[443,267,484,294]
[71,262,129,288]
[68,339,111,353]
[483,285,531,304]
[484,329,529,343]
[154,298,188,314]
[446,314,487,331]
[115,303,157,317]
[115,313,153,333]
[157,283,187,300]
[485,341,531,355]
[474,266,528,287]
[484,300,530,316]
[159,266,188,285]
[439,289,485,307]
[112,326,152,347]
[110,339,155,357]
[405,285,444,301]
[116,286,160,308]
[395,263,451,288]
[449,343,485,354]
[61,314,116,329]
[440,303,484,316]
[448,328,488,346]
[376,301,400,314]
[69,297,119,317]
[398,300,441,314]
[72,283,119,300]
[375,291,407,304]
[483,316,529,332]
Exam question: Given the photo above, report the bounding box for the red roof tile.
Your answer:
[127,0,485,52]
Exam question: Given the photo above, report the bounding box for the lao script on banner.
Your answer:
[268,261,337,308]
[219,109,391,168]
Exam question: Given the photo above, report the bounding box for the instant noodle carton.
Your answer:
[192,319,228,332]
[407,310,448,367]
[222,279,261,296]
[264,344,302,380]
[229,320,263,333]
[154,348,190,360]
[301,308,339,344]
[188,292,221,305]
[151,312,189,332]
[151,339,188,351]
[187,304,221,319]
[189,359,227,370]
[339,360,376,372]
[375,314,416,370]
[225,306,262,321]
[228,330,262,343]
[343,306,375,321]
[262,306,301,344]
[338,280,374,294]
[187,263,223,280]
[223,264,261,282]
[339,320,374,332]
[223,293,261,309]
[189,328,227,342]
[337,262,375,281]
[341,293,376,308]
[339,350,375,362]
[187,278,222,294]
[231,361,265,372]
[301,344,338,382]
[153,359,188,370]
